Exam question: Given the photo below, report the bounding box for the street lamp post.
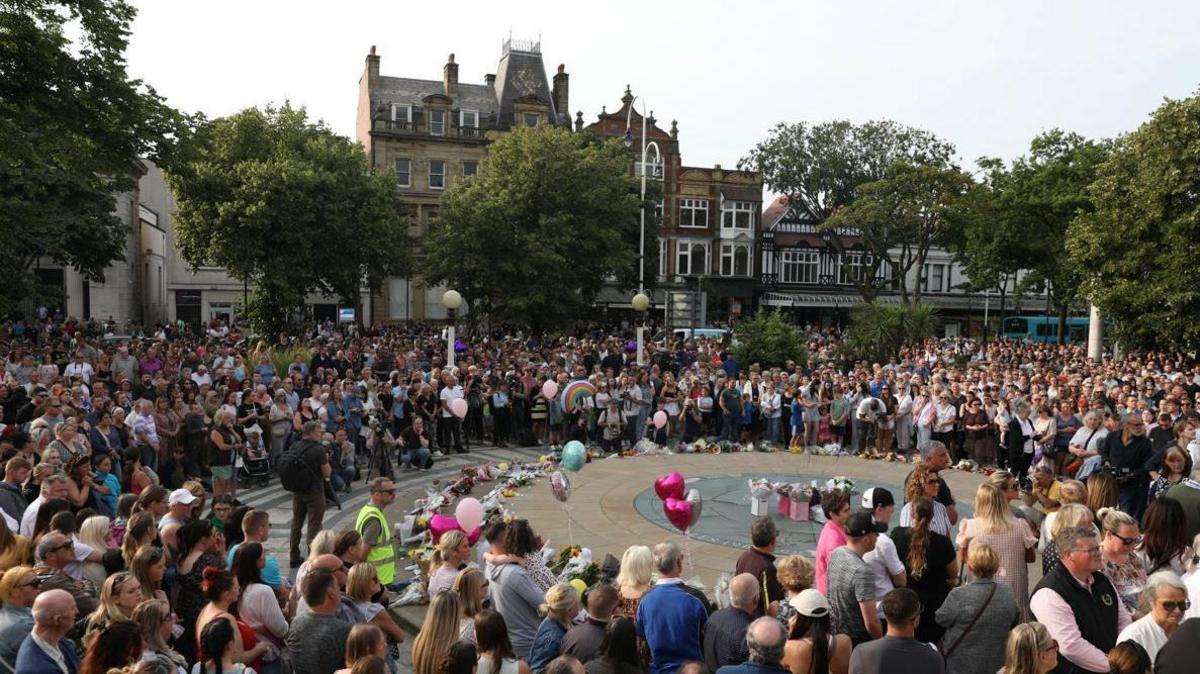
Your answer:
[632,292,650,366]
[623,91,662,299]
[442,289,462,369]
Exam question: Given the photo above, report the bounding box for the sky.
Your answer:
[125,0,1200,190]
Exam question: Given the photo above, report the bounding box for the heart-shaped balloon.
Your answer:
[654,472,686,501]
[685,488,703,526]
[663,497,694,532]
[429,514,460,544]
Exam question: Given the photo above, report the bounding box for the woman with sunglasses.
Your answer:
[1098,507,1149,616]
[81,571,144,644]
[999,622,1058,674]
[1116,571,1191,665]
[0,566,39,669]
[132,597,188,674]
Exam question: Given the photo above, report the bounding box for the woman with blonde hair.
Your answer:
[209,408,242,498]
[427,530,471,598]
[1098,507,1149,616]
[335,624,388,674]
[132,598,188,674]
[120,511,157,568]
[529,584,579,674]
[287,529,339,616]
[615,544,653,619]
[773,555,815,627]
[412,591,461,674]
[0,516,30,569]
[83,571,144,642]
[453,567,488,643]
[957,483,1038,617]
[77,515,112,588]
[129,545,168,603]
[999,622,1058,674]
[346,563,407,645]
[1040,503,1094,575]
[0,566,38,667]
[1085,473,1119,514]
[936,542,1021,674]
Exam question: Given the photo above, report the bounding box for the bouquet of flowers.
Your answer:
[826,476,855,494]
[749,479,774,500]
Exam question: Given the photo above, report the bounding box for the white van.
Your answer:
[671,327,731,342]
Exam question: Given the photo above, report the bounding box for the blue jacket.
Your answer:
[635,582,708,674]
[716,663,791,674]
[528,617,569,674]
[15,634,81,674]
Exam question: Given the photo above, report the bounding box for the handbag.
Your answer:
[941,582,997,659]
[1065,428,1100,477]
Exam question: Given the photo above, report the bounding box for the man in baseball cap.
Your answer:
[827,511,886,645]
[860,488,906,611]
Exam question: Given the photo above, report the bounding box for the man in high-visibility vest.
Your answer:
[355,477,398,585]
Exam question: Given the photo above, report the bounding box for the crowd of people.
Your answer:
[2,315,1200,674]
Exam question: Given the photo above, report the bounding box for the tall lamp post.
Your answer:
[632,292,650,366]
[442,289,462,369]
[622,89,661,301]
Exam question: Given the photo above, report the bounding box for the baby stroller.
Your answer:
[237,426,272,488]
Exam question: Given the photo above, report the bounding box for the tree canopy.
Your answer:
[166,104,408,336]
[730,310,806,369]
[0,0,187,314]
[422,126,645,331]
[1068,90,1200,351]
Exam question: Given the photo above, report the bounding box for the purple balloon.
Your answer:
[454,339,466,352]
[626,340,637,352]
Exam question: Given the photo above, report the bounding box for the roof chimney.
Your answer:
[444,53,458,97]
[365,46,380,82]
[485,73,496,88]
[552,64,569,124]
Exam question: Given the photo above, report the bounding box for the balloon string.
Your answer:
[565,503,574,546]
[684,529,694,573]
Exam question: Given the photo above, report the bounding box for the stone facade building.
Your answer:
[355,40,571,321]
[586,87,763,325]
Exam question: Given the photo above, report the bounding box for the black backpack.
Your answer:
[278,439,319,493]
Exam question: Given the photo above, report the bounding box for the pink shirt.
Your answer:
[815,520,847,595]
[1030,570,1132,673]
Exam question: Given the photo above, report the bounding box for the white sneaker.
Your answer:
[433,451,444,458]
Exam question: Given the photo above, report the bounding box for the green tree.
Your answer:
[731,310,807,369]
[740,120,956,301]
[0,0,187,314]
[968,131,1109,342]
[1068,90,1200,351]
[846,303,937,363]
[825,161,972,304]
[166,104,408,336]
[423,126,643,331]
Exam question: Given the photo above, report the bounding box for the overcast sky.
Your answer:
[126,0,1200,191]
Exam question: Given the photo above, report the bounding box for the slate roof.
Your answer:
[374,77,499,119]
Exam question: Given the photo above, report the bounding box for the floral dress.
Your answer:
[176,552,225,662]
[1104,555,1148,615]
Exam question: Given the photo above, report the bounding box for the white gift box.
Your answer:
[750,496,769,516]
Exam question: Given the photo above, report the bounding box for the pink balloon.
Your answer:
[654,472,685,501]
[466,526,481,546]
[455,497,484,532]
[653,410,668,429]
[449,398,468,419]
[541,380,559,400]
[429,514,460,543]
[663,497,693,532]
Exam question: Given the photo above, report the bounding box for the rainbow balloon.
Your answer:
[560,380,597,413]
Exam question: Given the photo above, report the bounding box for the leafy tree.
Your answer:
[1068,90,1200,351]
[740,120,956,301]
[731,310,807,368]
[846,303,937,363]
[0,0,187,314]
[423,126,643,331]
[166,104,408,337]
[825,161,972,305]
[963,131,1108,342]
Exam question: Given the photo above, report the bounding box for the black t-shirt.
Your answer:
[297,439,329,493]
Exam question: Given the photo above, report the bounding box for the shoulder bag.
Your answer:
[941,582,997,660]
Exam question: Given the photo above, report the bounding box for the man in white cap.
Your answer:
[861,488,906,606]
[158,488,196,549]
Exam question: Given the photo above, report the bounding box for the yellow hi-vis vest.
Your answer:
[354,503,396,584]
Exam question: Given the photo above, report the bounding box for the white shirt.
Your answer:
[63,538,95,580]
[899,500,954,539]
[2,508,17,533]
[864,531,905,602]
[1183,568,1200,621]
[20,495,44,537]
[63,361,93,384]
[1116,613,1170,665]
[763,393,782,419]
[439,385,463,418]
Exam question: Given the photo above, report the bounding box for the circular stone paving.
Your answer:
[633,472,974,556]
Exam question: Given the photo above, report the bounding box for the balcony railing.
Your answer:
[759,273,778,287]
[375,119,488,140]
[457,126,484,138]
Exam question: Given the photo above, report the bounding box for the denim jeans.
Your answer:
[722,412,739,442]
[329,463,356,491]
[401,446,432,469]
[767,417,781,443]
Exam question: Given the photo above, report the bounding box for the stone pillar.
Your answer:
[1087,302,1103,360]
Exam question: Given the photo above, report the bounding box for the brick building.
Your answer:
[355,39,572,321]
[586,87,763,325]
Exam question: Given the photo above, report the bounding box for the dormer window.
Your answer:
[523,113,540,127]
[430,109,445,136]
[460,110,478,128]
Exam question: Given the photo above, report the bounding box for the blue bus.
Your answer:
[1001,315,1089,344]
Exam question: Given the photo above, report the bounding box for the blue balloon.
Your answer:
[561,441,586,472]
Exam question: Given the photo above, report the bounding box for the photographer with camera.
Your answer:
[1100,414,1154,521]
